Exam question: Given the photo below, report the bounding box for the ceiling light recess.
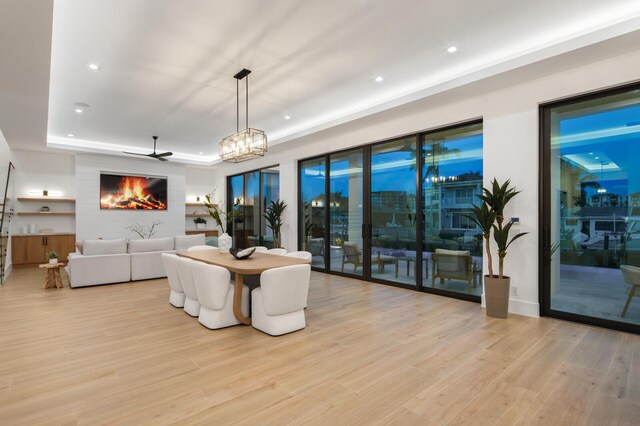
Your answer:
[219,68,267,163]
[447,46,458,53]
[375,76,384,83]
[88,63,100,70]
[75,108,83,113]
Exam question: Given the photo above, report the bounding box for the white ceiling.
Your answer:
[3,1,640,165]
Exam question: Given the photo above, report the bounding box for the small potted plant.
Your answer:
[47,251,59,265]
[263,199,287,249]
[468,179,528,318]
[193,216,207,231]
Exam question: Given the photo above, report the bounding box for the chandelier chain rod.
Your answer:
[246,74,249,130]
[236,78,239,133]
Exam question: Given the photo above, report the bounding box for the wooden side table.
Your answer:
[39,263,66,289]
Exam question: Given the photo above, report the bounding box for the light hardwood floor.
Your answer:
[0,267,639,425]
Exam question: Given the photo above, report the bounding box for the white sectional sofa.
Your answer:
[68,234,206,288]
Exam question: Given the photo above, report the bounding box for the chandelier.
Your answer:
[219,68,267,163]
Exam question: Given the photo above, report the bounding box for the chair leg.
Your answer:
[621,286,637,318]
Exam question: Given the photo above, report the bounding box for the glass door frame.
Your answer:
[297,121,482,303]
[539,82,640,335]
[227,164,279,249]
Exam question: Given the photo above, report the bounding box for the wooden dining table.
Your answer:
[176,250,311,325]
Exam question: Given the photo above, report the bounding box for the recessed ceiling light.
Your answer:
[75,108,83,113]
[88,63,100,70]
[589,152,594,155]
[198,152,204,155]
[447,46,458,53]
[595,156,600,159]
[284,115,291,120]
[67,133,74,137]
[375,76,384,83]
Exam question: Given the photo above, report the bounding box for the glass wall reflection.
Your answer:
[329,150,363,275]
[300,158,327,268]
[370,138,417,285]
[550,89,640,327]
[422,123,484,295]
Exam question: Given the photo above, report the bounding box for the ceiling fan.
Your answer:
[123,136,173,161]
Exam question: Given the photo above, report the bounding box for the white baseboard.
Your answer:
[481,294,540,318]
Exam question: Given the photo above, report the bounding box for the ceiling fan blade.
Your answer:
[122,151,152,157]
[155,152,173,157]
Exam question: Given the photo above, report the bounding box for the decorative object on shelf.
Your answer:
[219,68,267,163]
[126,220,163,239]
[263,199,287,248]
[194,216,207,230]
[40,206,50,212]
[122,136,173,161]
[43,190,48,196]
[468,179,528,318]
[29,224,36,234]
[47,250,58,265]
[196,196,201,202]
[229,247,256,260]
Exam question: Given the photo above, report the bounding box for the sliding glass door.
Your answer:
[227,166,280,249]
[298,120,483,301]
[423,123,484,295]
[370,138,417,285]
[542,84,640,333]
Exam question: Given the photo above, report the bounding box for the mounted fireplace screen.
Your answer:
[100,173,168,210]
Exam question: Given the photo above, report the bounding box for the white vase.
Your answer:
[196,223,205,230]
[49,258,58,265]
[218,232,232,253]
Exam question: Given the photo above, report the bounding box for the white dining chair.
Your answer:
[187,245,218,252]
[285,251,312,261]
[253,246,269,253]
[161,253,185,308]
[252,264,311,336]
[192,261,249,329]
[267,248,288,256]
[175,256,200,317]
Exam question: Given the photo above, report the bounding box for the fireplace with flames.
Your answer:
[100,173,167,210]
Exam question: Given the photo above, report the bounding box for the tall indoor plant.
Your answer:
[469,179,528,318]
[263,199,287,248]
[203,192,239,253]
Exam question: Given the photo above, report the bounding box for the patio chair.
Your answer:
[432,249,473,293]
[621,265,640,317]
[341,242,398,277]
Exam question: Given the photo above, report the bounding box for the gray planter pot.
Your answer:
[484,275,510,318]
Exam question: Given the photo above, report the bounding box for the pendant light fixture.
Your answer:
[219,68,267,163]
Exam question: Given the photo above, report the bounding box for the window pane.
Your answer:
[371,138,417,285]
[229,175,244,247]
[301,158,326,268]
[261,167,280,248]
[329,150,363,275]
[423,123,483,296]
[550,89,640,327]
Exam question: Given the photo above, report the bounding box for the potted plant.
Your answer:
[193,216,207,231]
[468,179,528,318]
[47,251,58,265]
[204,192,240,253]
[263,199,287,248]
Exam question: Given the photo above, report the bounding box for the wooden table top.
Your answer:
[38,263,66,269]
[176,250,310,274]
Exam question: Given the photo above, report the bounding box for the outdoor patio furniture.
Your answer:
[432,248,473,294]
[621,264,640,318]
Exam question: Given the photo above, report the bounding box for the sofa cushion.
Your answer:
[128,237,174,253]
[174,234,206,250]
[83,238,128,256]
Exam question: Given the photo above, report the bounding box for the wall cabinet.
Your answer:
[12,234,76,266]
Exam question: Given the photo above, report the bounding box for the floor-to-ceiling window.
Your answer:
[298,121,483,301]
[541,84,640,333]
[423,123,484,295]
[227,165,280,249]
[300,158,326,268]
[370,138,417,285]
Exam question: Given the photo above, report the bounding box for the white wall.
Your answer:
[213,46,640,318]
[75,154,187,240]
[0,130,15,275]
